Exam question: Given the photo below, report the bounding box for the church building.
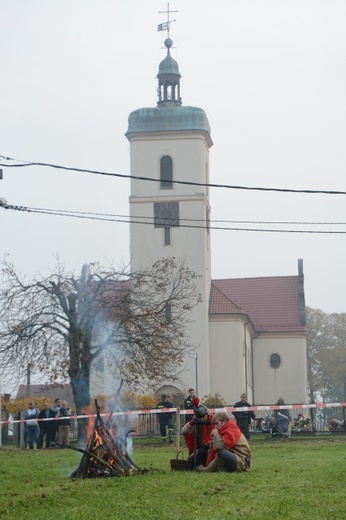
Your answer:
[122,33,308,406]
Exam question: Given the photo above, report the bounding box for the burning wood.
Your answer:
[70,400,144,478]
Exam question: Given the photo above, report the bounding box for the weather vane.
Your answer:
[157,2,178,38]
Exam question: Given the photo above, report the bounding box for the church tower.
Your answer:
[125,34,213,397]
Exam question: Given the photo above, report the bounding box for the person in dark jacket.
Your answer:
[233,393,256,440]
[38,402,56,448]
[183,388,196,410]
[51,397,61,446]
[58,400,71,447]
[157,394,174,443]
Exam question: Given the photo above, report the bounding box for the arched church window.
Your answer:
[269,353,281,369]
[160,155,173,189]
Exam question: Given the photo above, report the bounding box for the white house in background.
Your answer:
[90,35,308,406]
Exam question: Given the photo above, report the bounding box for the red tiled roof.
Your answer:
[209,284,246,315]
[210,276,305,332]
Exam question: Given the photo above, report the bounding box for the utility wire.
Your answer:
[3,204,345,226]
[0,156,345,195]
[2,204,346,234]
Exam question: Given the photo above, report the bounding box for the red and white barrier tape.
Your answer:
[1,402,345,426]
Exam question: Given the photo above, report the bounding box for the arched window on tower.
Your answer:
[160,155,173,189]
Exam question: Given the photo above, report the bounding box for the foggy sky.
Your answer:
[1,0,345,318]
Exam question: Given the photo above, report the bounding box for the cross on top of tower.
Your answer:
[157,2,178,38]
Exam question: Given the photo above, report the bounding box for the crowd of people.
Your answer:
[24,398,72,449]
[24,389,258,474]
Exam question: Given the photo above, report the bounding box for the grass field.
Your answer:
[0,436,345,519]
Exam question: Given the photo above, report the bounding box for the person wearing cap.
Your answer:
[24,401,40,449]
[181,397,214,468]
[196,411,252,472]
[156,394,174,443]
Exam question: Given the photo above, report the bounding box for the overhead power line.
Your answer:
[3,204,346,226]
[2,204,346,234]
[0,156,345,195]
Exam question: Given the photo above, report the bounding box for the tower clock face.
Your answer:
[154,201,180,227]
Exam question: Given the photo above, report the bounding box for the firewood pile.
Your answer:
[70,400,144,478]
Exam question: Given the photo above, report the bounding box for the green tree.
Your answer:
[306,307,346,402]
[0,258,201,438]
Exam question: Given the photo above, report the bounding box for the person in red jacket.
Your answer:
[182,397,214,468]
[197,411,252,472]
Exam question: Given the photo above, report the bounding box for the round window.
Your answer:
[270,353,281,369]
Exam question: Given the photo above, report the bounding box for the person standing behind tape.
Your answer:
[157,394,174,443]
[24,401,40,449]
[58,400,71,447]
[233,393,256,440]
[51,397,61,447]
[183,388,196,410]
[38,402,56,448]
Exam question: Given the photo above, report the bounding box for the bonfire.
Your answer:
[70,399,145,478]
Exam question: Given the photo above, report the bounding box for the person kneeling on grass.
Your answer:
[197,411,252,473]
[182,398,214,468]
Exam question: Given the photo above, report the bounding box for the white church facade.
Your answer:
[91,34,308,406]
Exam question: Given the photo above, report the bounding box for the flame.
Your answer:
[81,403,102,441]
[72,402,139,478]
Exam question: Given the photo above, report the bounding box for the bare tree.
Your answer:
[0,257,201,436]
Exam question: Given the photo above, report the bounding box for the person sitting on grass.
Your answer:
[196,411,252,472]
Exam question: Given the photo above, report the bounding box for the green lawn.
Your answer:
[0,437,345,519]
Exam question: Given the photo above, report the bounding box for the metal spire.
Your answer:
[157,2,178,38]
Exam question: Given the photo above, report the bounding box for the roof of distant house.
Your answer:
[15,384,75,407]
[210,276,306,333]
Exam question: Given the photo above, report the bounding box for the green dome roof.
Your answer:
[158,38,180,76]
[125,37,212,145]
[126,105,212,142]
[158,52,180,76]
